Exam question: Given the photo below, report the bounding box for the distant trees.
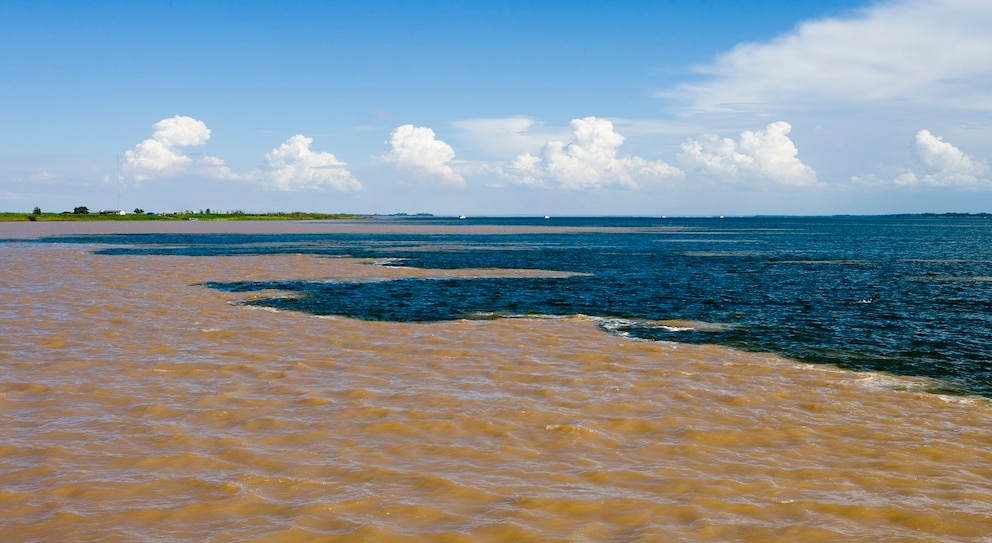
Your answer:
[73,206,89,214]
[134,208,144,214]
[32,206,41,215]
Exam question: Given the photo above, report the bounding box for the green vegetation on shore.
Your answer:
[1,210,363,222]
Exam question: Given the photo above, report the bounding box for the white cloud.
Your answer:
[196,155,239,181]
[259,135,362,192]
[504,117,683,189]
[380,125,465,186]
[855,130,990,188]
[915,130,989,184]
[678,121,819,187]
[150,115,211,147]
[123,115,238,181]
[669,0,992,113]
[23,172,57,183]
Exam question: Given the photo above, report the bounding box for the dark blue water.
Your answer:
[14,215,992,397]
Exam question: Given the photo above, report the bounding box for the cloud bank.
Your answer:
[380,125,465,186]
[505,117,683,189]
[670,0,992,113]
[677,121,818,188]
[119,111,988,208]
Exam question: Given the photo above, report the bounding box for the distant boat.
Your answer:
[544,215,550,219]
[459,215,466,220]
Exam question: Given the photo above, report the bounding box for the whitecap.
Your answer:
[593,316,730,335]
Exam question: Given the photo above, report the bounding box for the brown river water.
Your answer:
[2,221,991,542]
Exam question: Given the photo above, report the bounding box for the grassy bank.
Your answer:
[1,211,364,222]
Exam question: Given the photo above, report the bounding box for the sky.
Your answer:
[1,0,990,216]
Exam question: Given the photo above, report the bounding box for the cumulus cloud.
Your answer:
[380,125,465,186]
[504,117,683,189]
[123,115,237,181]
[123,116,359,191]
[669,0,992,112]
[915,130,989,183]
[258,135,361,192]
[678,121,819,187]
[855,130,990,188]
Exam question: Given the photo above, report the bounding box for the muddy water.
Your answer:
[2,222,992,542]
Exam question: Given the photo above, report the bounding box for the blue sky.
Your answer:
[2,0,990,216]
